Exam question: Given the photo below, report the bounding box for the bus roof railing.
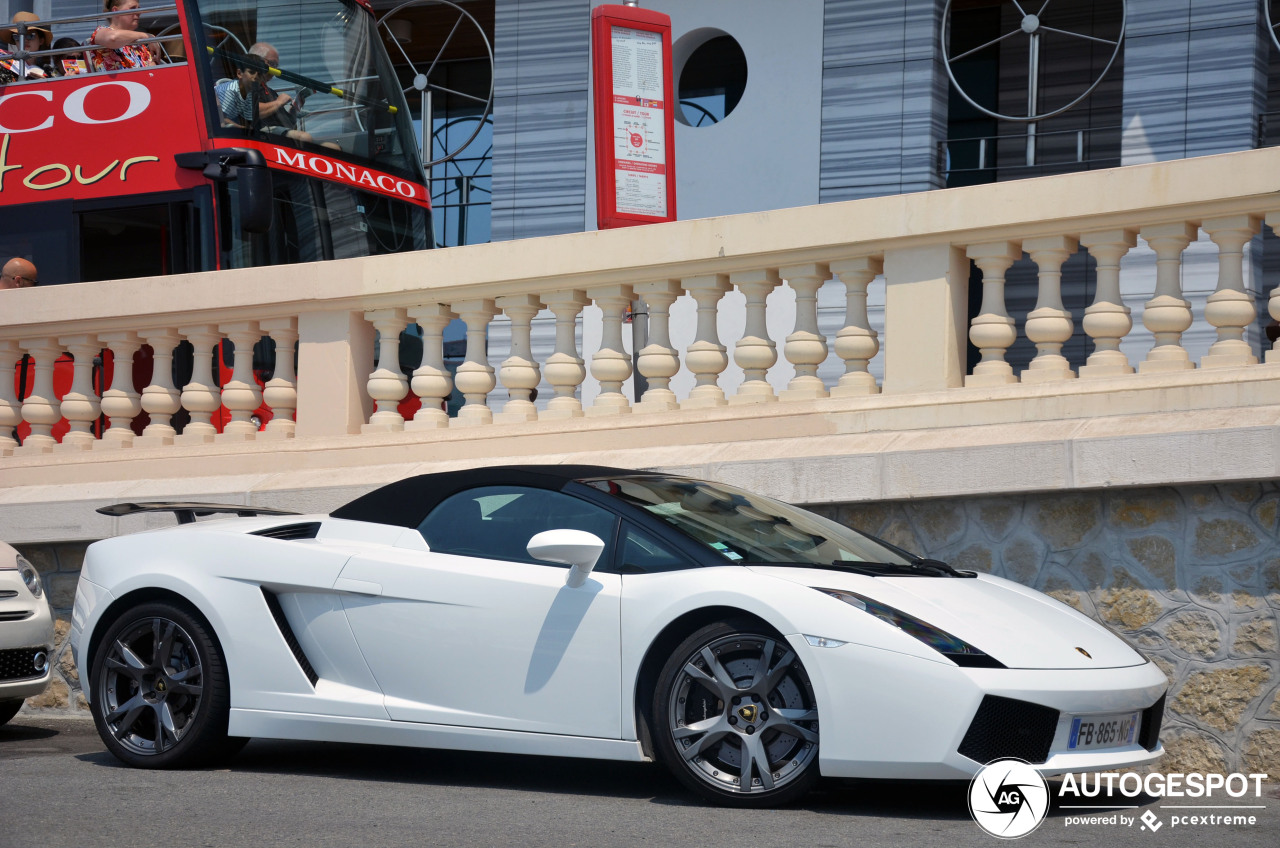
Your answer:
[1,4,177,35]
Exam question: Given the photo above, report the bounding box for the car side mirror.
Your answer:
[527,530,605,588]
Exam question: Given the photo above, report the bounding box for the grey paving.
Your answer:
[1,717,1276,848]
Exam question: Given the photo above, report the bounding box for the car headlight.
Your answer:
[17,555,44,599]
[817,588,1005,668]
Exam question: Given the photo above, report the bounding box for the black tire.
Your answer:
[652,619,820,807]
[89,600,235,768]
[0,699,23,726]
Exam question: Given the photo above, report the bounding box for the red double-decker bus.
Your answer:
[3,0,433,440]
[1,0,431,283]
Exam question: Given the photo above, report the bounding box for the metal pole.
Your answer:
[978,137,987,171]
[422,89,432,167]
[1026,32,1039,167]
[630,299,649,401]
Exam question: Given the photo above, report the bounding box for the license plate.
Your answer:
[1069,711,1141,750]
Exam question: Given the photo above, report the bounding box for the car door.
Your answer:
[337,485,623,739]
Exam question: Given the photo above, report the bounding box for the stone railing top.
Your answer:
[4,146,1280,336]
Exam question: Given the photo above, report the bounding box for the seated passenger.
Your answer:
[87,0,156,72]
[52,38,86,76]
[214,52,315,144]
[0,12,54,80]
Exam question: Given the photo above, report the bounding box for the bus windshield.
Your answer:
[191,0,422,183]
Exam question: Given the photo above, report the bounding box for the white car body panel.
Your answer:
[69,471,1169,786]
[337,550,623,737]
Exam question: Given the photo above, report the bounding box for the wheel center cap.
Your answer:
[155,679,167,693]
[737,704,758,723]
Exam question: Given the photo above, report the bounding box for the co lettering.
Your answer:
[0,81,151,133]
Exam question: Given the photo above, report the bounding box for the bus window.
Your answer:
[78,196,209,281]
[0,200,76,287]
[191,0,422,185]
[224,171,428,268]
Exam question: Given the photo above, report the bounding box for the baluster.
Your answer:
[137,330,181,446]
[541,290,590,419]
[17,338,62,453]
[176,325,222,444]
[1078,229,1137,377]
[219,321,264,439]
[361,309,409,433]
[0,341,22,453]
[729,269,781,405]
[259,318,298,438]
[451,298,497,426]
[1022,236,1078,383]
[1138,222,1197,373]
[965,241,1021,386]
[96,332,141,448]
[633,280,683,412]
[681,275,732,408]
[406,304,455,429]
[585,285,634,416]
[829,257,882,396]
[780,263,831,400]
[1201,215,1261,368]
[56,335,103,450]
[494,295,543,423]
[1268,212,1280,365]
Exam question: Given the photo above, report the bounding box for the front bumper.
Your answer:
[0,571,56,703]
[796,638,1168,780]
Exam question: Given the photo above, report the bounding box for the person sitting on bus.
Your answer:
[0,12,55,80]
[214,52,315,144]
[87,0,157,73]
[246,42,304,128]
[52,38,87,76]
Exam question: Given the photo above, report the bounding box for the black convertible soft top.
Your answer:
[329,464,651,529]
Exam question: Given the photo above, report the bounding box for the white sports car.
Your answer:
[71,465,1167,806]
[1,541,56,726]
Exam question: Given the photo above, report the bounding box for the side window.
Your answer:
[418,486,618,567]
[619,526,697,574]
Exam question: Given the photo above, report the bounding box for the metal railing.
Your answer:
[939,124,1123,179]
[0,5,183,79]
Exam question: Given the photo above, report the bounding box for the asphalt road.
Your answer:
[1,716,1276,848]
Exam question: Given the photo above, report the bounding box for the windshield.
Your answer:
[190,0,422,181]
[587,476,914,566]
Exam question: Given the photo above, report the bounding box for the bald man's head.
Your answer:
[1,257,37,290]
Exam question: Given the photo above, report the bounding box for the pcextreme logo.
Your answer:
[968,761,1270,839]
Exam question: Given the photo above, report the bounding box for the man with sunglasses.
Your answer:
[0,257,37,290]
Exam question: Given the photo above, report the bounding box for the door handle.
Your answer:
[333,577,382,596]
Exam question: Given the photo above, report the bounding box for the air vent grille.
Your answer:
[261,589,319,686]
[251,522,322,541]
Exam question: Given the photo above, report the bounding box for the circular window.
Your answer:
[674,31,747,127]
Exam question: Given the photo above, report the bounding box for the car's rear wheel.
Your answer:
[0,699,23,726]
[653,620,820,806]
[90,601,236,768]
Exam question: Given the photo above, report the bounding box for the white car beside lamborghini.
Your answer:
[69,465,1167,806]
[1,541,56,726]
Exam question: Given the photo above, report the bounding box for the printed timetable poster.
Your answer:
[592,4,676,229]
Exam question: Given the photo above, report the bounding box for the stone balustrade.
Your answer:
[3,148,1280,460]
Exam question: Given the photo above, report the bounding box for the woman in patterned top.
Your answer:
[87,0,156,72]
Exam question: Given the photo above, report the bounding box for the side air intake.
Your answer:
[261,589,319,686]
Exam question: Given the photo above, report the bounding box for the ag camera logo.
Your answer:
[969,758,1051,839]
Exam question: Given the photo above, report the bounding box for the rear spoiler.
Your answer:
[97,502,300,525]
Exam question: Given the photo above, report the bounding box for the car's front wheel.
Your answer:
[89,601,235,768]
[653,620,820,806]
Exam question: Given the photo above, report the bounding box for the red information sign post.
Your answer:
[591,4,676,229]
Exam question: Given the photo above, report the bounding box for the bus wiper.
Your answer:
[211,47,398,114]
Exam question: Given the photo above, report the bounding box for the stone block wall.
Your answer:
[14,482,1279,778]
